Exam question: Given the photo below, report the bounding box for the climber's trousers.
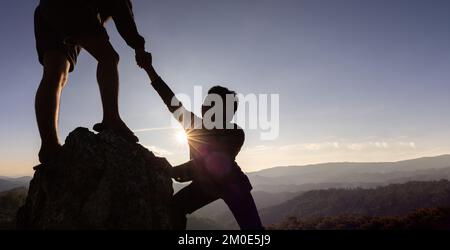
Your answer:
[171,182,264,230]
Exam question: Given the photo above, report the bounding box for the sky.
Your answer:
[1,0,450,176]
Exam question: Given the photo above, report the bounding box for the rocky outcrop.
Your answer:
[17,127,173,230]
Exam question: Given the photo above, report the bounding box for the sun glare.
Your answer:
[175,130,188,144]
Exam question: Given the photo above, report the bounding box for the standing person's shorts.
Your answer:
[34,3,109,72]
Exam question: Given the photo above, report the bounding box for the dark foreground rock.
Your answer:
[17,127,173,230]
[0,187,27,229]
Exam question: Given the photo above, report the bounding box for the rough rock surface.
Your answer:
[17,127,173,230]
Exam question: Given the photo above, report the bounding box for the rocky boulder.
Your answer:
[17,127,173,230]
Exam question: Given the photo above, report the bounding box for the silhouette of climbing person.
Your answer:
[34,0,147,164]
[138,53,264,230]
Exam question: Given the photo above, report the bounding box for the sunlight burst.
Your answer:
[175,130,188,144]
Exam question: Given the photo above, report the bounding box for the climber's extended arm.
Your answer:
[110,0,145,50]
[143,59,201,129]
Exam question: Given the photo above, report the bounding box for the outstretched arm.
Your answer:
[141,54,201,128]
[109,0,146,52]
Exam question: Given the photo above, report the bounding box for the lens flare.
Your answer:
[175,130,188,144]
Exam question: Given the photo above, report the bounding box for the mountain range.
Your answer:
[0,176,31,192]
[1,154,450,229]
[188,154,450,229]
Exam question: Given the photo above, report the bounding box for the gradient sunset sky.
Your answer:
[1,0,450,176]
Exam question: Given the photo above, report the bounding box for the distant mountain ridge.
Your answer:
[247,154,450,193]
[190,155,450,229]
[0,176,31,192]
[260,180,450,226]
[251,154,450,177]
[270,207,450,230]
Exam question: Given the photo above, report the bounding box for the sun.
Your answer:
[175,130,188,144]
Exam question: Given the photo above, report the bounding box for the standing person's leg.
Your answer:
[172,183,219,230]
[74,36,138,142]
[34,4,80,164]
[35,51,71,163]
[222,187,264,230]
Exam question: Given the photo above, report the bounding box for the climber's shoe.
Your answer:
[93,122,139,143]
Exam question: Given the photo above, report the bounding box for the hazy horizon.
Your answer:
[1,0,450,176]
[2,153,450,178]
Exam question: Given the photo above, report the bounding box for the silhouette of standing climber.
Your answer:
[138,53,264,230]
[34,0,147,163]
